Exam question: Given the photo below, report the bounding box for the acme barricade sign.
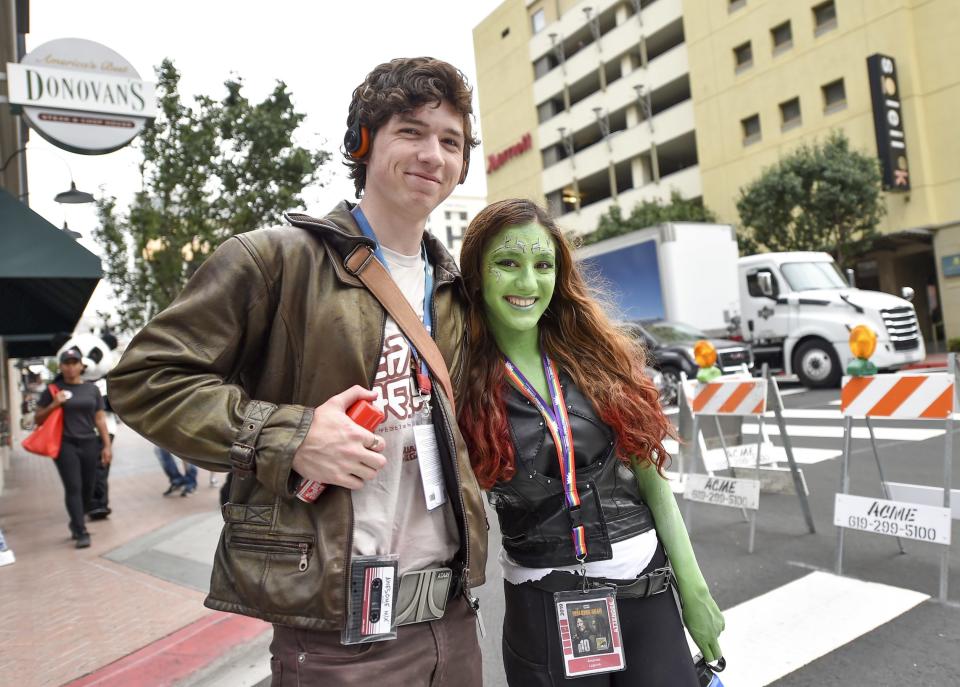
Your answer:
[684,474,760,511]
[6,38,156,154]
[834,493,951,545]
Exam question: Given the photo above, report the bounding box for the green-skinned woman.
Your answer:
[458,199,723,686]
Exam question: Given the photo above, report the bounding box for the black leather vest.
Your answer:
[488,371,655,568]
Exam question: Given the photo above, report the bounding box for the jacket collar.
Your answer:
[284,201,463,287]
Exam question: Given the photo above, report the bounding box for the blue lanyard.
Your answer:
[351,206,434,392]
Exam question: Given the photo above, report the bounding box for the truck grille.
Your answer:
[718,347,753,371]
[881,306,921,351]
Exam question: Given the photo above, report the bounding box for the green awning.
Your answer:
[0,188,102,357]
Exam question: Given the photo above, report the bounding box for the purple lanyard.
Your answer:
[504,355,587,560]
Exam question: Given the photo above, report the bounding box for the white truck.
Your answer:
[577,225,926,389]
[576,222,741,336]
[739,251,925,387]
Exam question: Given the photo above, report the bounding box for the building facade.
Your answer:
[474,0,960,342]
[475,0,700,235]
[425,193,488,264]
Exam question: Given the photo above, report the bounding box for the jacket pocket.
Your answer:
[230,535,313,572]
[223,527,319,617]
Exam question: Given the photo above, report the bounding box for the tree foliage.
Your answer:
[94,59,329,332]
[735,131,885,267]
[580,190,717,246]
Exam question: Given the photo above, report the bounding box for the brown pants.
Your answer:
[269,597,482,686]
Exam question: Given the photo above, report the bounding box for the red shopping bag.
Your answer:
[22,384,64,458]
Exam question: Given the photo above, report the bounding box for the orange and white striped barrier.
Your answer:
[684,378,767,416]
[841,373,954,420]
[680,370,814,552]
[834,360,959,602]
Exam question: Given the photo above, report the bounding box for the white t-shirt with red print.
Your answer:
[350,244,460,575]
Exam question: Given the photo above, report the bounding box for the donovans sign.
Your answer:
[6,38,156,155]
[866,54,909,192]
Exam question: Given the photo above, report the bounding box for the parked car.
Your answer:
[645,366,667,407]
[625,320,754,406]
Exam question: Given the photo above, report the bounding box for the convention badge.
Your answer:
[413,424,448,511]
[341,555,399,645]
[553,587,626,678]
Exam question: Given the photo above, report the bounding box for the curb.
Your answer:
[64,612,270,687]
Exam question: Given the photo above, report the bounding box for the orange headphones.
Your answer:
[344,117,469,184]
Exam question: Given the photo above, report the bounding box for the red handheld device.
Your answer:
[295,399,385,503]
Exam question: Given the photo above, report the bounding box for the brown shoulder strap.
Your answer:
[345,245,457,416]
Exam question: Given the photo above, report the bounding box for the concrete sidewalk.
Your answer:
[0,425,270,687]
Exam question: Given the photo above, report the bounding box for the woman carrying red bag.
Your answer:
[34,346,113,549]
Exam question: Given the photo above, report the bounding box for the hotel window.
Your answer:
[771,21,792,54]
[733,41,753,73]
[779,97,802,130]
[728,0,746,12]
[822,78,846,113]
[531,8,546,34]
[741,114,761,146]
[813,1,837,36]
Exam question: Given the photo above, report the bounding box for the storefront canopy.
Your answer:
[0,188,102,357]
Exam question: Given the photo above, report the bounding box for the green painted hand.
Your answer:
[633,461,725,661]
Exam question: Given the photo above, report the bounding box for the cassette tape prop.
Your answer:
[342,555,399,645]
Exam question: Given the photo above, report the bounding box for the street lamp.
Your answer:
[0,147,96,205]
[548,33,566,71]
[593,107,617,201]
[628,0,649,68]
[54,181,95,204]
[557,126,580,213]
[633,84,660,184]
[61,221,82,240]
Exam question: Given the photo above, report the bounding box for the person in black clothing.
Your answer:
[458,200,723,686]
[34,346,113,549]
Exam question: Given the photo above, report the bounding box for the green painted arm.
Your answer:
[633,461,725,661]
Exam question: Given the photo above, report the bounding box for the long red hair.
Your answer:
[457,198,674,489]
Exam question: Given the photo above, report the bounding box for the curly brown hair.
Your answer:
[457,199,673,489]
[344,57,479,198]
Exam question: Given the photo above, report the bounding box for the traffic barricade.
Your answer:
[834,352,957,602]
[681,363,816,553]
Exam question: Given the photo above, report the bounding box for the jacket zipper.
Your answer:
[429,281,480,631]
[231,537,311,572]
[342,306,389,622]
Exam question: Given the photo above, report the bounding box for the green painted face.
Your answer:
[481,222,557,339]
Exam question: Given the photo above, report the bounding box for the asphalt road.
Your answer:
[474,383,960,687]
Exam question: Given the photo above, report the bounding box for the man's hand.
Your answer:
[292,385,386,490]
[101,446,113,466]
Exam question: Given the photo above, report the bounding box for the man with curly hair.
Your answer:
[109,58,487,685]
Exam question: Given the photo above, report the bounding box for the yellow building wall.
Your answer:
[684,0,960,339]
[473,0,545,205]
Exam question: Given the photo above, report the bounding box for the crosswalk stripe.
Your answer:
[688,571,928,687]
[661,440,839,467]
[742,423,944,441]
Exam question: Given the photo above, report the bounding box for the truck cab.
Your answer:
[739,252,925,387]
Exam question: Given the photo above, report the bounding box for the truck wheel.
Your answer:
[660,366,681,407]
[793,339,842,388]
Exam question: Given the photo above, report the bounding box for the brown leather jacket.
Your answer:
[107,202,488,631]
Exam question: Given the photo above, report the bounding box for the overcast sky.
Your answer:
[22,0,505,326]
